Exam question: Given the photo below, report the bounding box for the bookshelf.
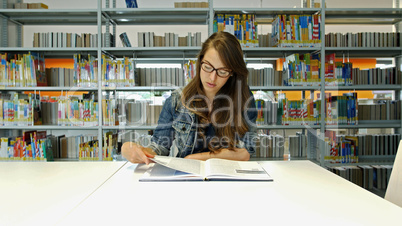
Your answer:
[0,0,401,171]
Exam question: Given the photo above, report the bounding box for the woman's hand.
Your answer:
[184,148,250,161]
[121,142,156,164]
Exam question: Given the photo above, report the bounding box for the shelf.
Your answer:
[325,8,402,25]
[242,47,321,58]
[250,86,321,91]
[0,9,100,25]
[326,120,401,129]
[103,125,157,130]
[102,8,209,25]
[0,87,99,91]
[214,8,321,25]
[325,47,402,58]
[256,125,321,129]
[0,47,98,58]
[102,86,179,91]
[325,85,402,90]
[102,47,201,58]
[0,126,100,130]
[323,155,395,167]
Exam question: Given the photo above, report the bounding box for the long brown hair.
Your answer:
[181,31,251,152]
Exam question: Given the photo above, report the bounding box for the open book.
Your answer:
[139,156,273,181]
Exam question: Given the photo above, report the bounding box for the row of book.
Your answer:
[254,134,285,158]
[174,2,209,8]
[0,131,50,161]
[283,53,402,87]
[288,132,307,158]
[136,67,185,87]
[324,131,401,164]
[258,33,273,47]
[0,93,38,126]
[255,92,360,126]
[324,93,358,125]
[351,67,401,85]
[0,131,118,161]
[0,92,99,127]
[136,32,202,47]
[248,68,284,86]
[255,99,281,126]
[327,165,392,190]
[45,68,75,87]
[325,32,400,48]
[33,32,115,48]
[283,53,321,86]
[10,3,48,9]
[73,54,98,88]
[0,52,41,87]
[102,56,136,87]
[272,14,321,48]
[358,101,401,121]
[214,14,259,48]
[104,99,163,126]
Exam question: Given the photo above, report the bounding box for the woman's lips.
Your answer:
[206,82,216,88]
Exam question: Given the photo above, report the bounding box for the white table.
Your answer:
[0,161,126,226]
[57,160,402,226]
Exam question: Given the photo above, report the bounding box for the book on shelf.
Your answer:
[140,156,273,182]
[174,2,209,8]
[119,32,132,47]
[325,32,400,48]
[138,32,201,47]
[125,0,138,8]
[214,14,259,48]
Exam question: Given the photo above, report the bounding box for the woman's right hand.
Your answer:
[121,142,156,164]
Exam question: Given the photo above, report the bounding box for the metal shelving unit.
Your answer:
[0,0,401,166]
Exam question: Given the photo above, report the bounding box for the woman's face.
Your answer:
[200,48,231,100]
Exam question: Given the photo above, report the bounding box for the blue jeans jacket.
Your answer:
[149,88,258,158]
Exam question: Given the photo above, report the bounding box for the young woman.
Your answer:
[122,31,257,164]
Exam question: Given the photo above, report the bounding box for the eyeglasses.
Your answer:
[201,62,232,78]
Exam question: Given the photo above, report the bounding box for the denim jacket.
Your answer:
[149,88,257,158]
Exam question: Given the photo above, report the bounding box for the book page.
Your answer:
[139,164,204,181]
[152,156,205,176]
[206,159,272,180]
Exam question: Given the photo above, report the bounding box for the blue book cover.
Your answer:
[125,0,138,8]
